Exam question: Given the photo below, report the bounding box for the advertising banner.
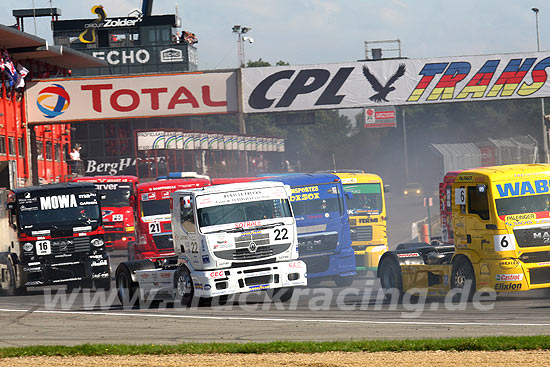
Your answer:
[164,131,179,149]
[27,71,238,123]
[363,106,397,128]
[242,52,550,113]
[193,133,201,150]
[183,133,194,150]
[276,138,285,152]
[238,136,246,151]
[208,133,219,150]
[137,131,164,150]
[199,133,209,150]
[231,135,239,150]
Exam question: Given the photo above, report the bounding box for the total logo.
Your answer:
[36,84,70,118]
[495,273,523,282]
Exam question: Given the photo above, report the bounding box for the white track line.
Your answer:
[0,308,549,327]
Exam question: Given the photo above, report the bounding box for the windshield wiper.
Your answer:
[245,222,286,231]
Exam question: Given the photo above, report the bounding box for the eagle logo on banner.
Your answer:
[362,63,406,102]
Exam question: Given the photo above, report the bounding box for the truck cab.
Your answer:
[72,176,139,250]
[262,173,356,286]
[334,172,388,273]
[132,178,211,260]
[0,182,110,293]
[115,181,306,307]
[378,164,550,298]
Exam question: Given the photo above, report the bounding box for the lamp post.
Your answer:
[232,25,253,68]
[532,8,549,162]
[532,8,540,51]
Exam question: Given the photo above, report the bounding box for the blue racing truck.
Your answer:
[262,173,356,286]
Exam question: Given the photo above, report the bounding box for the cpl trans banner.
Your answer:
[26,72,238,123]
[242,52,550,113]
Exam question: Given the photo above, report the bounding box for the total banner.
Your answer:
[27,71,238,123]
[241,52,550,113]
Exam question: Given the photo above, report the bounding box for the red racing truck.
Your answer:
[130,178,211,260]
[73,176,139,251]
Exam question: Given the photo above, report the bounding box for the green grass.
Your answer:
[1,336,550,358]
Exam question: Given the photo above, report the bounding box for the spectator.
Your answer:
[69,144,83,176]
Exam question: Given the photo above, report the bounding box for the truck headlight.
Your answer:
[91,238,104,247]
[23,242,33,252]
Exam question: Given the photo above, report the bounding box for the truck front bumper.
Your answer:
[192,260,307,298]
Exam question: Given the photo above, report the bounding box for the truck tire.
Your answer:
[174,265,194,307]
[116,266,139,308]
[334,275,354,288]
[451,257,476,301]
[378,257,403,300]
[268,287,294,303]
[5,260,25,296]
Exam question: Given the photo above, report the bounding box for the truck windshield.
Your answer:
[343,183,382,215]
[495,194,550,216]
[100,188,131,207]
[197,199,292,228]
[17,188,101,230]
[291,183,343,216]
[141,199,170,217]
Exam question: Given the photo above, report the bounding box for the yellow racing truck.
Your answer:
[378,164,550,299]
[334,171,388,274]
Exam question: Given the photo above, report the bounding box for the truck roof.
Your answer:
[72,175,138,183]
[175,180,287,196]
[137,178,211,193]
[12,182,96,194]
[458,164,550,182]
[333,171,383,184]
[259,173,340,187]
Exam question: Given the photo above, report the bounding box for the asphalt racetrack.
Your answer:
[1,192,549,347]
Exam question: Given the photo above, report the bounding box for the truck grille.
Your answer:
[519,251,550,263]
[529,267,550,284]
[214,243,291,260]
[304,256,330,274]
[350,226,373,241]
[298,232,338,255]
[514,227,550,248]
[51,237,90,255]
[235,232,270,247]
[152,234,174,250]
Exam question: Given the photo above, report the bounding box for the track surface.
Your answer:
[1,193,549,347]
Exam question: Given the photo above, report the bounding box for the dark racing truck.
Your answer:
[0,182,110,294]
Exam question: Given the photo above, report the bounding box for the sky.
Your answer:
[0,0,548,70]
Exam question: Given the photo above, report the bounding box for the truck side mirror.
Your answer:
[129,195,136,207]
[345,192,353,200]
[384,184,390,193]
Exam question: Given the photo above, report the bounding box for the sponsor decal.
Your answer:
[194,283,203,289]
[289,261,303,268]
[397,252,420,258]
[209,270,225,278]
[36,84,70,118]
[505,213,536,222]
[495,283,522,291]
[495,273,523,281]
[91,260,108,267]
[202,255,210,264]
[249,284,270,291]
[537,261,550,266]
[39,194,77,210]
[499,260,519,269]
[496,180,550,198]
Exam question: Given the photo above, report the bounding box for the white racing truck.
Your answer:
[115,181,307,307]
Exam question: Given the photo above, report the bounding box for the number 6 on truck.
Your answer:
[494,234,516,251]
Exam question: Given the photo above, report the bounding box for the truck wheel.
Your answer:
[116,266,139,308]
[451,257,476,301]
[5,261,25,296]
[334,275,354,288]
[378,257,403,300]
[174,266,194,307]
[268,287,294,303]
